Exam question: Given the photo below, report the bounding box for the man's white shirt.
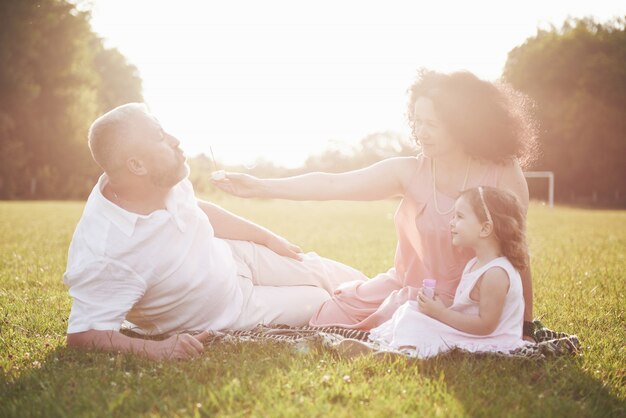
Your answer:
[64,175,243,335]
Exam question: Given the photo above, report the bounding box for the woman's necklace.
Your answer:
[432,157,471,215]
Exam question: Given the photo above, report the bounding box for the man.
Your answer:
[64,103,367,360]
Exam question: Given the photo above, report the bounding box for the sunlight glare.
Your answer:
[88,0,625,167]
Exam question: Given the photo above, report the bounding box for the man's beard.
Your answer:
[149,160,189,188]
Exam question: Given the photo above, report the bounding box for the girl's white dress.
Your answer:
[368,256,530,358]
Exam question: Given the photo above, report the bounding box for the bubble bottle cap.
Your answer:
[422,278,437,288]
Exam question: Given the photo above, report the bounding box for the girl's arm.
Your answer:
[418,267,510,335]
[211,156,417,201]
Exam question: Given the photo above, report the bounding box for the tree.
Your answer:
[503,17,626,206]
[0,0,143,199]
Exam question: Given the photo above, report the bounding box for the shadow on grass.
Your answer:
[1,342,624,417]
[408,350,625,418]
[1,340,311,417]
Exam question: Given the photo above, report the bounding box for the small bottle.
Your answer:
[422,278,437,299]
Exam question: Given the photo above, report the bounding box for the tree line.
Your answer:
[0,3,623,207]
[503,17,626,206]
[0,0,143,199]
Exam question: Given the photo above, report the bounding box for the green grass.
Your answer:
[1,199,624,417]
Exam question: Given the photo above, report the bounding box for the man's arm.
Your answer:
[197,199,303,260]
[67,329,211,360]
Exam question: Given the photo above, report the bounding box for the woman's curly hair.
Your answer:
[460,186,529,272]
[407,69,539,168]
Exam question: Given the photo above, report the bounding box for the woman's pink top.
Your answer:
[310,154,504,329]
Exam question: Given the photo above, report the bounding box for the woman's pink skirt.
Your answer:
[309,268,420,330]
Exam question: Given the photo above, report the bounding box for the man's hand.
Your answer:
[149,331,212,360]
[67,329,213,361]
[417,289,446,319]
[264,234,303,261]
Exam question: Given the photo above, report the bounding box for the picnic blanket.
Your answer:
[198,320,580,360]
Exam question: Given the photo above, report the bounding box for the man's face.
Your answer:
[132,112,189,188]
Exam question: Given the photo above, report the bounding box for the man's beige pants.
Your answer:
[225,240,367,330]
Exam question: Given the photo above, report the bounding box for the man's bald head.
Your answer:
[87,103,150,173]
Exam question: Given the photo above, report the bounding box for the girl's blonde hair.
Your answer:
[460,187,529,271]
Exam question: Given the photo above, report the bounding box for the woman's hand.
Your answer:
[211,172,263,198]
[264,234,303,261]
[417,289,446,319]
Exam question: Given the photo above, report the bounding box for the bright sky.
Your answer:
[87,0,624,168]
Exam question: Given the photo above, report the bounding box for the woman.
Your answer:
[212,70,538,338]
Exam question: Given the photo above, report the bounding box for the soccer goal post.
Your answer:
[523,171,554,208]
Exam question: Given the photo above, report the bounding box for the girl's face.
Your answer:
[450,195,485,247]
[411,97,461,158]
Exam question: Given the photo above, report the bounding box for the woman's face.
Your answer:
[411,97,460,158]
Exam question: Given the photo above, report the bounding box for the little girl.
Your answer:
[366,186,531,358]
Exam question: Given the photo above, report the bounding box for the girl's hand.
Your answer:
[417,289,446,318]
[211,172,263,198]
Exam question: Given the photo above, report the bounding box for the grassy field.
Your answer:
[0,198,624,417]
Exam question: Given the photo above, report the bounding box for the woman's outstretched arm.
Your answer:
[212,156,417,201]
